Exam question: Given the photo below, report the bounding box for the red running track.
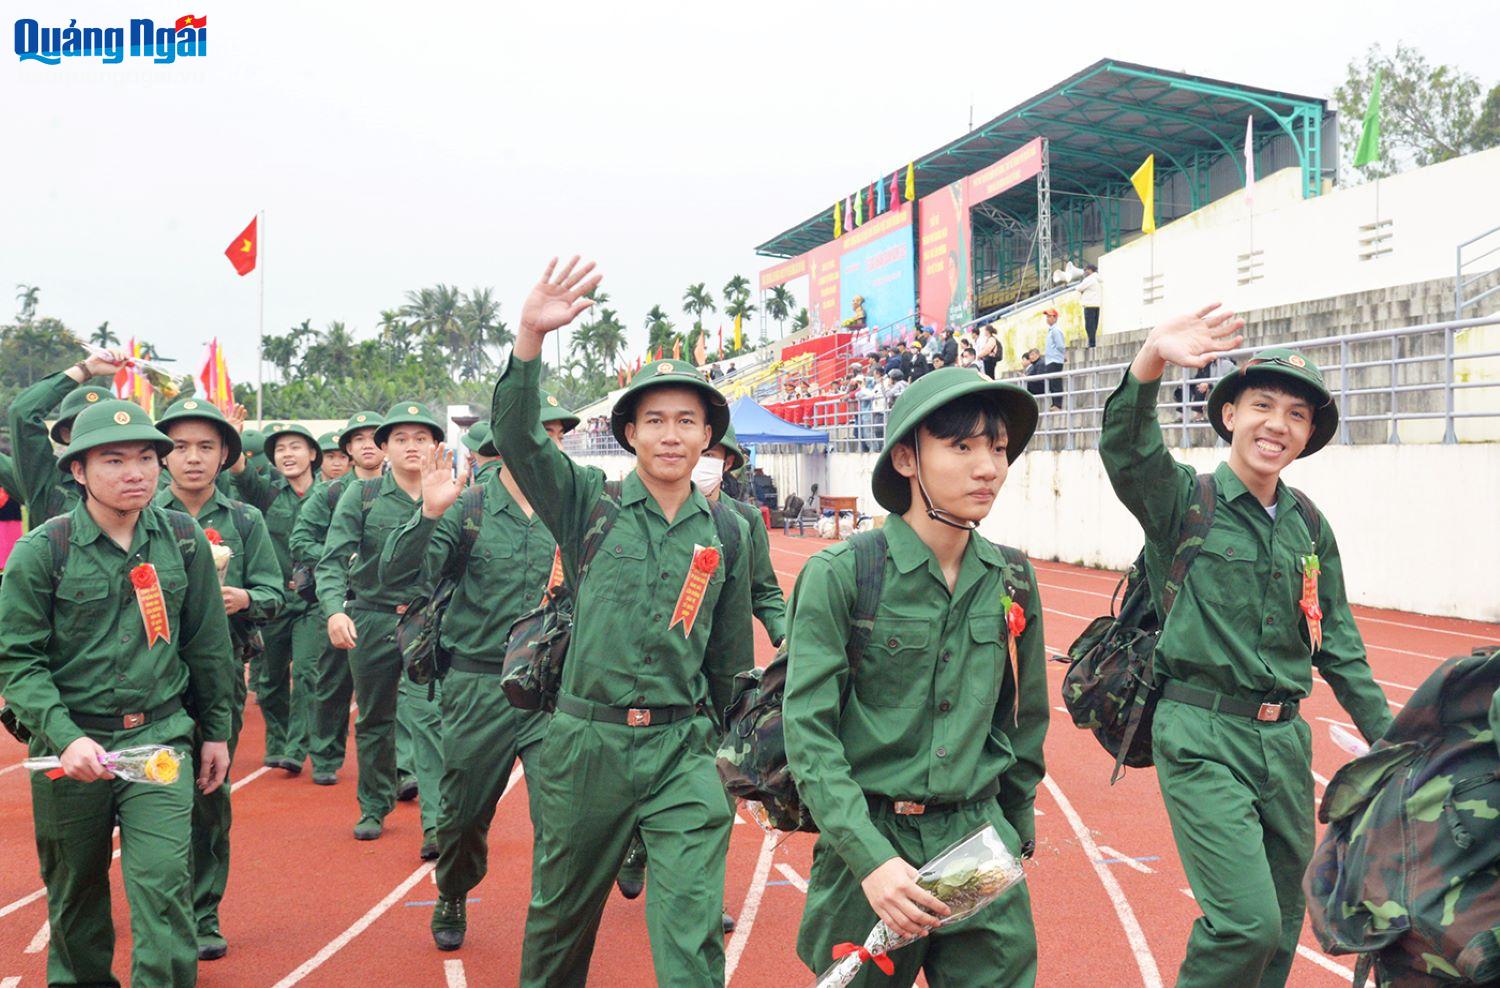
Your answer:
[0,532,1496,987]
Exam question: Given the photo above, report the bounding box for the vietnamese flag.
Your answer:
[225,217,257,276]
[175,14,207,29]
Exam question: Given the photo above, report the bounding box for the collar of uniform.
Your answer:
[620,469,709,522]
[157,481,230,516]
[484,470,528,520]
[881,512,1002,583]
[1212,460,1287,511]
[68,499,159,553]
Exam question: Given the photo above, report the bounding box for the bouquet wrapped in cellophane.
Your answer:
[812,824,1025,987]
[23,744,184,785]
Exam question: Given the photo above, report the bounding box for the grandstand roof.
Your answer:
[756,58,1332,259]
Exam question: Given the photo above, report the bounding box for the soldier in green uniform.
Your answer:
[493,257,753,987]
[459,420,502,482]
[317,403,446,854]
[381,398,579,951]
[288,411,387,787]
[7,349,122,524]
[0,399,235,987]
[230,422,323,773]
[318,431,351,483]
[1099,305,1392,987]
[153,397,286,959]
[783,367,1048,986]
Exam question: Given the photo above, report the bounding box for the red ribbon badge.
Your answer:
[668,545,719,637]
[202,528,223,545]
[831,942,895,976]
[1300,554,1323,654]
[130,564,172,647]
[540,546,565,604]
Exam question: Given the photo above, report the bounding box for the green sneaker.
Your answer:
[353,815,384,841]
[431,895,467,951]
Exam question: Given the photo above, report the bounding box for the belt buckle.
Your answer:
[395,604,408,616]
[122,712,145,729]
[892,800,926,816]
[626,708,652,727]
[1256,702,1283,722]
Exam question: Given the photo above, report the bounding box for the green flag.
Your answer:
[1354,69,1382,168]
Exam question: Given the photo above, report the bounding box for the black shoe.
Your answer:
[420,835,439,861]
[396,776,419,801]
[431,896,467,951]
[353,815,383,841]
[197,932,228,961]
[616,837,646,900]
[312,772,338,786]
[722,911,736,934]
[278,758,303,775]
[616,873,644,900]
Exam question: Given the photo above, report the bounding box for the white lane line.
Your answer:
[1041,775,1163,988]
[0,763,25,777]
[724,832,777,984]
[2,976,21,988]
[444,958,467,988]
[236,765,273,790]
[775,863,808,893]
[24,919,49,953]
[1316,717,1357,731]
[1297,944,1363,982]
[1097,846,1155,874]
[0,886,47,919]
[269,862,436,987]
[1312,770,1330,789]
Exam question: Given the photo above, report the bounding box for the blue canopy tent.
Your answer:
[728,398,829,513]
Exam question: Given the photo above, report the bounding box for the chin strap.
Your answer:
[913,436,978,531]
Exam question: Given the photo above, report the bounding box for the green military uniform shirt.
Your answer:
[380,467,557,668]
[491,354,754,717]
[232,466,313,614]
[0,502,236,750]
[8,372,84,522]
[1100,371,1392,740]
[288,475,352,574]
[152,486,286,631]
[724,495,787,645]
[782,514,1049,880]
[316,472,421,615]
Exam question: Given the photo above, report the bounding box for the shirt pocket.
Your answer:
[587,534,648,603]
[1188,530,1260,608]
[965,609,1004,704]
[54,576,112,640]
[157,564,190,625]
[854,618,932,709]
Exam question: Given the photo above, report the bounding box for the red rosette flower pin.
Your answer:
[130,564,157,589]
[202,528,223,545]
[1001,593,1026,637]
[695,546,720,574]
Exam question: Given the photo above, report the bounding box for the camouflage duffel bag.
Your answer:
[500,586,574,713]
[1305,646,1500,987]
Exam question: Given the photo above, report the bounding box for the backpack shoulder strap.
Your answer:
[226,499,260,544]
[707,499,742,574]
[576,480,624,577]
[996,543,1032,613]
[1158,473,1217,622]
[43,514,72,583]
[845,529,889,672]
[1287,486,1323,551]
[160,508,200,568]
[326,477,347,512]
[455,485,486,570]
[360,477,382,514]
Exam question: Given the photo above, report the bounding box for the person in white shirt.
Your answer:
[1078,263,1102,348]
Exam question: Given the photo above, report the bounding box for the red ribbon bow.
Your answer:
[694,546,720,574]
[202,528,223,545]
[832,942,895,976]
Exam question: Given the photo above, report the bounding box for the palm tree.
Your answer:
[791,307,811,333]
[89,321,119,349]
[262,334,299,379]
[457,287,503,380]
[15,284,40,323]
[682,283,716,333]
[376,309,415,358]
[766,286,795,337]
[589,308,627,372]
[643,305,675,357]
[724,296,756,325]
[304,321,356,379]
[722,275,751,308]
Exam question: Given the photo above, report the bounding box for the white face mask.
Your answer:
[691,456,723,496]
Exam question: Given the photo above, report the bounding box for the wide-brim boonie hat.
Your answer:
[317,431,341,453]
[375,402,445,446]
[872,367,1039,514]
[715,425,746,472]
[58,399,174,472]
[1206,347,1338,458]
[462,421,495,455]
[50,385,116,443]
[540,394,580,435]
[264,422,323,472]
[241,429,266,456]
[610,360,728,453]
[338,411,384,451]
[155,397,243,464]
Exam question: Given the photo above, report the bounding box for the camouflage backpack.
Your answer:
[396,485,486,696]
[500,484,742,713]
[715,532,1032,833]
[1058,475,1323,782]
[1306,646,1500,987]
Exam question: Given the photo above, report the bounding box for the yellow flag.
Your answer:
[733,313,743,351]
[833,202,842,239]
[904,161,916,201]
[1131,155,1156,234]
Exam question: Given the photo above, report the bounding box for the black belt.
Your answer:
[71,697,182,733]
[447,656,505,676]
[348,601,410,615]
[1161,680,1300,723]
[555,694,698,728]
[868,779,1002,817]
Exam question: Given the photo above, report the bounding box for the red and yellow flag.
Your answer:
[198,338,233,412]
[225,217,257,276]
[112,338,155,416]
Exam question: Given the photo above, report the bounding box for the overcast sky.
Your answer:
[4,0,1495,389]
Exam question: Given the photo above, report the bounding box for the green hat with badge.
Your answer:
[317,430,341,453]
[57,399,175,472]
[154,397,243,465]
[540,394,580,434]
[264,422,323,472]
[714,425,746,472]
[241,429,266,456]
[50,385,115,443]
[462,421,497,456]
[610,359,728,453]
[337,411,384,451]
[872,366,1039,514]
[374,401,445,446]
[1206,347,1338,458]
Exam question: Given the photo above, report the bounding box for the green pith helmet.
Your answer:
[338,411,385,451]
[241,429,266,456]
[610,360,728,453]
[263,422,323,472]
[57,399,174,472]
[462,421,496,456]
[317,430,341,453]
[154,397,243,465]
[1206,347,1338,458]
[375,401,445,445]
[50,385,115,443]
[540,394,580,434]
[872,366,1039,514]
[714,424,746,472]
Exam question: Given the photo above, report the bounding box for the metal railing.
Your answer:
[1456,224,1500,318]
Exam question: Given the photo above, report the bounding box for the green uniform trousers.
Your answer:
[31,709,199,987]
[1153,697,1315,988]
[259,610,318,763]
[398,675,444,836]
[348,608,443,829]
[396,699,415,782]
[433,668,547,898]
[306,636,354,775]
[520,709,732,988]
[797,800,1037,987]
[190,662,248,939]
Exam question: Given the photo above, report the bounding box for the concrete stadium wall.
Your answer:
[575,444,1499,623]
